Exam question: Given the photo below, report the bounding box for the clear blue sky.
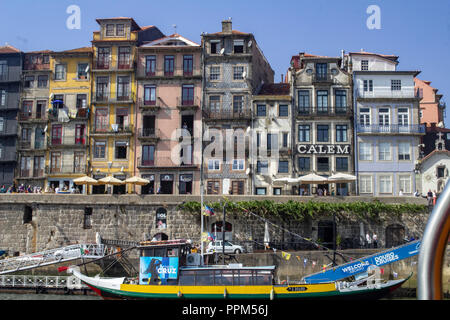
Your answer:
[1,0,449,124]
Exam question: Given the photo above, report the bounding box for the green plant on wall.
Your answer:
[177,199,427,223]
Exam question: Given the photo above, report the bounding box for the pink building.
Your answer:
[415,78,446,127]
[134,34,202,194]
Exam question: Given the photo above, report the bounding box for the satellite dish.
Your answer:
[248,40,252,48]
[246,168,251,175]
[49,93,54,99]
[85,65,90,73]
[219,48,225,55]
[242,71,247,79]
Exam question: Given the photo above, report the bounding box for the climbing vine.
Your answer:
[177,199,427,223]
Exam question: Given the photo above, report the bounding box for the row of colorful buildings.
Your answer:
[0,18,447,196]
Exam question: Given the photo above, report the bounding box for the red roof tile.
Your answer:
[257,83,290,96]
[0,44,21,54]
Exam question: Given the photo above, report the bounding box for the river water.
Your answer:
[0,292,101,300]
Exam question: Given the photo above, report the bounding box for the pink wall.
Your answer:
[415,78,444,126]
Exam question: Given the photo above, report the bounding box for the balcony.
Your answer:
[137,128,160,141]
[176,96,200,110]
[93,60,134,72]
[296,106,352,117]
[45,164,87,175]
[47,107,89,122]
[92,92,135,104]
[312,73,333,84]
[203,108,252,121]
[356,124,425,135]
[137,67,201,79]
[137,98,161,111]
[18,168,45,178]
[356,88,416,100]
[47,135,87,148]
[137,156,196,169]
[91,124,133,136]
[18,112,47,122]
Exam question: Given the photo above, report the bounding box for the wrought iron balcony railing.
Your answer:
[356,124,426,134]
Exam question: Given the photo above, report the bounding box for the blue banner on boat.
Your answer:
[139,257,179,285]
[303,240,421,284]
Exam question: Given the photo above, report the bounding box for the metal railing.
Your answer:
[177,96,201,108]
[0,275,87,290]
[45,164,87,174]
[203,108,252,120]
[91,124,133,134]
[47,135,87,147]
[137,127,160,139]
[356,124,426,134]
[297,106,352,116]
[92,91,135,104]
[312,73,333,83]
[137,67,201,78]
[356,88,416,99]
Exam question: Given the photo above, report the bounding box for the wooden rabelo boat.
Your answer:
[68,239,409,300]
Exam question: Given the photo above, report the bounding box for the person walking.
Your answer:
[366,232,372,248]
[427,189,433,206]
[372,233,378,248]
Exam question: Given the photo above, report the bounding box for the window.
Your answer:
[359,142,372,161]
[399,175,411,194]
[0,89,5,106]
[398,108,409,126]
[336,125,348,142]
[210,40,221,54]
[21,156,31,177]
[0,117,3,132]
[117,76,130,100]
[298,90,310,113]
[145,56,156,76]
[336,157,348,172]
[209,96,220,113]
[273,188,282,195]
[233,40,244,53]
[298,157,310,171]
[316,90,328,113]
[379,175,392,194]
[115,141,128,159]
[317,125,329,142]
[183,55,193,76]
[94,141,106,159]
[359,176,372,193]
[361,60,369,71]
[75,124,85,145]
[256,160,268,174]
[83,208,93,229]
[278,160,289,173]
[316,63,327,79]
[233,95,244,114]
[398,142,410,160]
[37,75,48,87]
[34,127,44,149]
[232,159,244,170]
[115,108,129,130]
[378,142,391,161]
[282,132,288,148]
[317,157,329,172]
[298,125,310,142]
[51,125,62,145]
[231,181,244,195]
[391,80,401,91]
[208,159,220,171]
[106,24,114,36]
[95,76,109,100]
[233,66,245,80]
[33,156,44,177]
[0,61,8,80]
[97,47,110,69]
[256,187,267,195]
[50,152,61,173]
[118,47,131,69]
[74,151,85,172]
[142,145,155,166]
[279,105,288,117]
[210,66,220,80]
[24,76,34,88]
[21,101,32,119]
[335,90,347,111]
[363,80,373,92]
[267,133,278,151]
[116,24,125,36]
[144,85,156,105]
[359,108,371,126]
[21,128,31,142]
[55,64,66,80]
[77,63,88,79]
[256,104,266,117]
[76,94,87,109]
[164,55,174,76]
[182,84,194,105]
[379,108,390,126]
[207,181,220,194]
[94,108,109,131]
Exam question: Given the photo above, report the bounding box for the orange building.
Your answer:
[415,78,446,127]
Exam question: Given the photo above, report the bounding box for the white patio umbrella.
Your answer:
[298,173,329,184]
[73,175,98,185]
[327,173,357,183]
[98,175,125,185]
[125,176,150,186]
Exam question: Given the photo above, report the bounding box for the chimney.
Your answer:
[222,19,232,34]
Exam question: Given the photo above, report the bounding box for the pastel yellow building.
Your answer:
[46,47,92,192]
[90,18,164,194]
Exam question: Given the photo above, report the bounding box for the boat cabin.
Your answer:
[137,239,275,286]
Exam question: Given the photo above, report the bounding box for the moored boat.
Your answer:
[67,239,409,300]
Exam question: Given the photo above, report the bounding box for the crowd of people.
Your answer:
[0,184,81,194]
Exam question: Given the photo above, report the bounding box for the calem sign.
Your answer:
[297,144,350,155]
